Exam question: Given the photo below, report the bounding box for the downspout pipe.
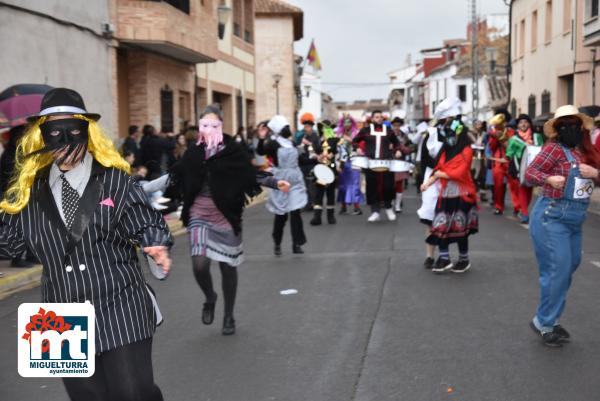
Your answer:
[506,0,513,109]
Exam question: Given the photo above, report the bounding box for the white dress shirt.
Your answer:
[48,152,93,224]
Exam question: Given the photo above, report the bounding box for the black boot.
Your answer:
[274,244,282,256]
[201,293,217,325]
[310,209,322,226]
[327,208,336,224]
[222,316,236,336]
[292,244,304,254]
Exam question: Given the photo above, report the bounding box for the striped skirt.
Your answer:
[188,219,244,266]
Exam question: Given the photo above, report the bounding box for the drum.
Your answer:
[389,160,414,173]
[519,145,542,184]
[368,159,391,172]
[351,156,369,170]
[314,164,335,185]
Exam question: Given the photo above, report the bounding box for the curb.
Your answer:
[0,265,43,300]
[0,193,268,300]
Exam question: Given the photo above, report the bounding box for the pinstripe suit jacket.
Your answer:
[0,161,173,353]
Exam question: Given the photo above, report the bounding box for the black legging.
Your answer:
[438,237,469,254]
[272,209,306,246]
[62,338,162,401]
[314,183,336,208]
[192,255,238,317]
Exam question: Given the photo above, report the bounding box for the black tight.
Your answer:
[438,237,469,254]
[192,256,238,317]
[63,338,162,401]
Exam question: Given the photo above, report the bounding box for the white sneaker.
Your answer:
[155,196,171,204]
[367,212,381,222]
[385,208,396,221]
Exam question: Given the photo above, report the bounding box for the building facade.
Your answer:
[511,0,600,117]
[196,0,257,136]
[115,0,219,136]
[0,0,117,134]
[254,0,304,130]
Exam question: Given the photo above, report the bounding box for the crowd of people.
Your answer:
[1,86,600,400]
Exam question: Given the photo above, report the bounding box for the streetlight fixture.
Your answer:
[273,74,283,114]
[304,85,312,97]
[217,3,232,40]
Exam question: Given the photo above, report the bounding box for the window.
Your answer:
[563,0,572,33]
[545,0,553,43]
[528,94,536,117]
[236,95,243,133]
[532,11,538,51]
[243,0,253,43]
[593,0,600,18]
[510,99,517,118]
[233,0,242,38]
[458,85,467,102]
[541,90,551,113]
[160,86,174,133]
[519,19,526,56]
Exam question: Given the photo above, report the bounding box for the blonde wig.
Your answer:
[0,115,130,214]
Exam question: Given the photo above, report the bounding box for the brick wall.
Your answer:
[117,0,219,61]
[125,50,195,133]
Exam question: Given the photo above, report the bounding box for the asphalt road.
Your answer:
[2,190,600,401]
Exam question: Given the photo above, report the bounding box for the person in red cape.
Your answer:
[421,114,479,274]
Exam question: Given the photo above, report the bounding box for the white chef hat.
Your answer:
[267,115,290,135]
[433,97,462,121]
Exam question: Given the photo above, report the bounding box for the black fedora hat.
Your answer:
[27,87,100,122]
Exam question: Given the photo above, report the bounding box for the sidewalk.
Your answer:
[590,191,600,215]
[0,192,267,300]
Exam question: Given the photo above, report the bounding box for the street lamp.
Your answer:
[273,74,283,114]
[304,85,312,97]
[217,3,232,40]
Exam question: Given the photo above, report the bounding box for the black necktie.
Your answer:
[60,174,80,229]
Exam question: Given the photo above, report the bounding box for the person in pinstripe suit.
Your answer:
[0,88,172,401]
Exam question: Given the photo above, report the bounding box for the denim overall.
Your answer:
[529,146,594,333]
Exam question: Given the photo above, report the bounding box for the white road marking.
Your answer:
[590,261,600,269]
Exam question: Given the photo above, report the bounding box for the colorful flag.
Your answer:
[306,39,322,71]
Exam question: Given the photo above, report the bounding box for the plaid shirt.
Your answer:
[525,142,599,198]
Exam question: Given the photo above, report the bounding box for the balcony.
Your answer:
[116,0,218,64]
[584,16,600,46]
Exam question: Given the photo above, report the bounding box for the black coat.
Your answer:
[0,161,173,352]
[170,135,262,234]
[140,134,175,178]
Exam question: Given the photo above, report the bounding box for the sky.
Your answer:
[287,0,510,103]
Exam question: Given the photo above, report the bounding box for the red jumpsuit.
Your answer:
[489,130,520,214]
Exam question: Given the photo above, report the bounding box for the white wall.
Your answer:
[0,1,116,135]
[298,72,322,126]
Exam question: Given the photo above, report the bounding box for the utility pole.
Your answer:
[471,0,479,122]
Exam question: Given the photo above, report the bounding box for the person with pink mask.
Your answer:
[170,105,290,336]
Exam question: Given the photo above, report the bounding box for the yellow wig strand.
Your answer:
[0,115,131,214]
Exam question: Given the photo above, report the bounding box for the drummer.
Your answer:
[506,114,545,224]
[310,120,340,226]
[353,110,402,222]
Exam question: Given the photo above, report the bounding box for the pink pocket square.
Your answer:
[99,198,115,207]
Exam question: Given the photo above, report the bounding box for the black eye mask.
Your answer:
[28,118,89,164]
[556,122,583,148]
